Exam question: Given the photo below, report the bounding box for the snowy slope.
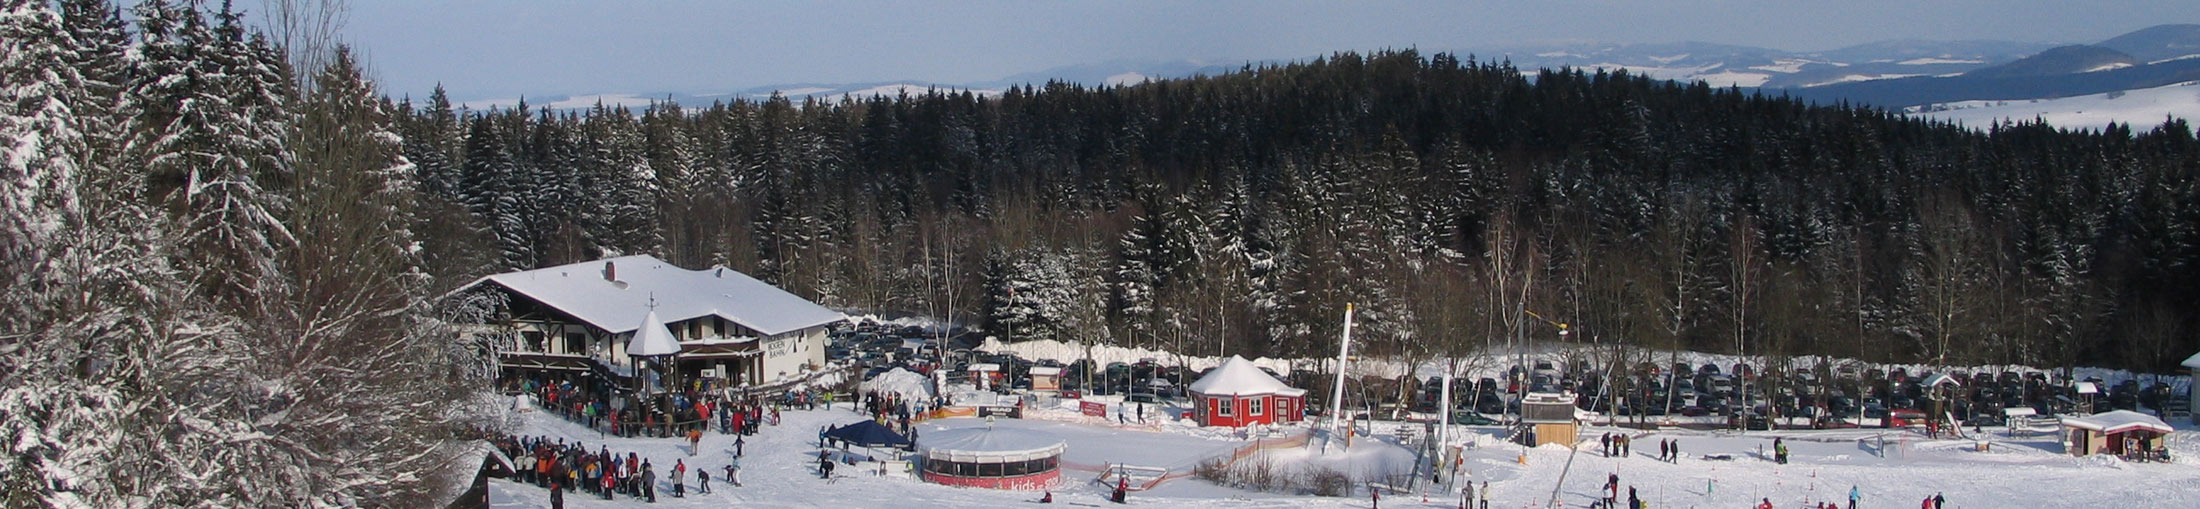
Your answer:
[1909,80,2200,132]
[485,391,2200,508]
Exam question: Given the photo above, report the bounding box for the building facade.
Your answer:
[457,255,843,391]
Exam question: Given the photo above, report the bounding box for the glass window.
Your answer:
[1251,396,1265,416]
[980,462,1003,477]
[957,461,976,477]
[1005,460,1027,476]
[1217,397,1233,417]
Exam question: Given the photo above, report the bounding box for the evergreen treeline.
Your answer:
[403,51,2198,375]
[3,1,492,505]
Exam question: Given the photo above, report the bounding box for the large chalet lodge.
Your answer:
[456,255,844,394]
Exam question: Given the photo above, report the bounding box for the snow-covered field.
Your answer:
[1909,81,2200,133]
[486,385,2200,508]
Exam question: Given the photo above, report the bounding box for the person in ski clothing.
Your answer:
[1112,477,1128,503]
[600,466,614,500]
[1626,486,1637,509]
[820,450,836,479]
[1371,487,1380,508]
[687,429,703,456]
[1849,485,1860,509]
[1605,473,1619,506]
[729,456,743,487]
[640,463,657,503]
[1602,433,1613,457]
[549,478,564,509]
[1478,481,1490,509]
[1933,492,1945,509]
[1758,498,1774,509]
[736,435,746,457]
[1040,491,1053,503]
[671,459,686,497]
[697,468,711,494]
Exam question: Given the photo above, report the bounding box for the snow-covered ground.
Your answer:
[1909,81,2200,133]
[486,386,2200,508]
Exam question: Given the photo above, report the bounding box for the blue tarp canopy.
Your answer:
[824,420,912,448]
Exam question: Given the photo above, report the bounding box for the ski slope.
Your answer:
[485,391,2200,508]
[1909,81,2200,133]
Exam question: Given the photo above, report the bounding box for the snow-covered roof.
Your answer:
[2181,351,2200,370]
[465,255,845,337]
[2062,410,2173,435]
[967,363,1000,372]
[1189,355,1297,396]
[625,310,682,357]
[1028,366,1062,377]
[919,426,1066,463]
[2077,382,2100,394]
[1925,373,1962,387]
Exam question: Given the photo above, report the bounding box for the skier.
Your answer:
[1040,491,1053,503]
[687,428,703,456]
[697,468,711,494]
[1933,492,1945,509]
[1112,477,1128,504]
[1605,473,1619,506]
[671,459,686,497]
[736,435,746,457]
[730,456,743,487]
[1372,487,1381,508]
[1626,487,1637,509]
[1758,498,1774,509]
[820,451,836,479]
[1478,481,1490,509]
[640,464,657,503]
[1602,433,1613,457]
[1849,485,1860,509]
[549,478,564,509]
[1660,439,1670,462]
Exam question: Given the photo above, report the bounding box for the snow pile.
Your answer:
[862,368,934,401]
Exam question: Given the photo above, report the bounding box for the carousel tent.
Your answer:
[917,425,1067,490]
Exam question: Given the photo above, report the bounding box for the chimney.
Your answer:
[604,261,617,282]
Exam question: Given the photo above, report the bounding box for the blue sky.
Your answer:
[333,0,2194,101]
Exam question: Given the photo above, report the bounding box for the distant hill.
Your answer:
[1962,45,2138,79]
[2097,24,2200,63]
[1781,24,2200,111]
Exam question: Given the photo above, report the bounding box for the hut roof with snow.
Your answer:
[625,310,683,357]
[1188,355,1305,397]
[2182,351,2200,370]
[2062,410,2173,435]
[461,254,844,336]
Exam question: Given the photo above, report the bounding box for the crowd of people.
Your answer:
[491,377,834,506]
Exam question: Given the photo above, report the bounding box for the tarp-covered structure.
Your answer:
[824,419,913,448]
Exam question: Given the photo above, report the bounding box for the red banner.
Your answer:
[1081,401,1107,417]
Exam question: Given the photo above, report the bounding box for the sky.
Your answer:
[328,0,2196,102]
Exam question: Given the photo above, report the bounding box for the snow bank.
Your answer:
[861,368,935,401]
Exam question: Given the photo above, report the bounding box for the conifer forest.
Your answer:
[2,0,2198,505]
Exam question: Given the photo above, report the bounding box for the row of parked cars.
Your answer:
[1398,359,2193,430]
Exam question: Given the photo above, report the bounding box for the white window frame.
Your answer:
[1250,396,1265,416]
[1216,397,1234,417]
